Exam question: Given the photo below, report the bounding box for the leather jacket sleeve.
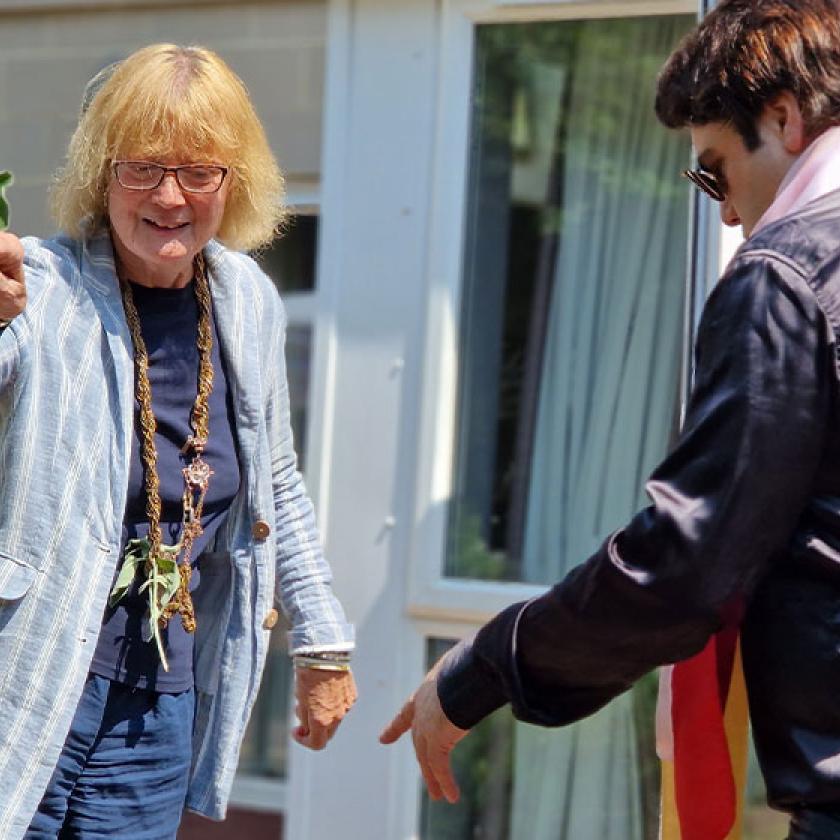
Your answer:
[437,251,836,730]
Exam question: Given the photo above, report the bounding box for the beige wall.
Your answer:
[0,0,326,237]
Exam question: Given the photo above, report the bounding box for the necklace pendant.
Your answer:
[183,456,214,491]
[181,435,207,456]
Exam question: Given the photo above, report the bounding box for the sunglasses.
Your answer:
[682,168,726,203]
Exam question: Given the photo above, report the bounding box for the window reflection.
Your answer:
[419,643,792,839]
[237,625,293,779]
[435,16,696,840]
[446,17,693,584]
[286,324,313,471]
[420,639,514,840]
[256,214,319,294]
[419,639,660,840]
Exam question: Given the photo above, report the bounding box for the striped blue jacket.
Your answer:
[0,230,354,837]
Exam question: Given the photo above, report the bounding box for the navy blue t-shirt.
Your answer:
[90,280,241,693]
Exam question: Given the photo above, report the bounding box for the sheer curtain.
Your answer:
[510,16,691,839]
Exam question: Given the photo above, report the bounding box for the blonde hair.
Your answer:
[51,44,286,251]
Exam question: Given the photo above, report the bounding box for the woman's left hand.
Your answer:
[293,667,358,750]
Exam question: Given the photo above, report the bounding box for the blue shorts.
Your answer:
[26,674,194,840]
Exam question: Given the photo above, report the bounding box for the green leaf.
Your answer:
[160,566,182,607]
[137,547,180,607]
[109,552,143,607]
[112,536,184,673]
[0,171,13,231]
[109,536,150,607]
[140,542,182,673]
[144,560,169,670]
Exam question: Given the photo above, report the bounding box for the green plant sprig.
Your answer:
[109,536,182,671]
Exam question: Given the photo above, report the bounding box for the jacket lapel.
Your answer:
[81,231,134,466]
[203,241,261,470]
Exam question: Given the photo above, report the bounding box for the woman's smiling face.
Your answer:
[107,155,230,288]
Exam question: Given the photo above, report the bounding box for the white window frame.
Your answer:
[408,0,700,625]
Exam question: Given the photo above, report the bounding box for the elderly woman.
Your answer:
[0,44,356,839]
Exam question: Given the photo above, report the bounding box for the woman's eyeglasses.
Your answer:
[112,161,229,194]
[682,168,725,203]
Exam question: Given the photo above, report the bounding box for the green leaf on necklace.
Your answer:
[137,547,181,606]
[109,546,144,607]
[0,171,12,231]
[109,536,183,672]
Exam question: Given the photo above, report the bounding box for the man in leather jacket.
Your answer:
[381,1,840,836]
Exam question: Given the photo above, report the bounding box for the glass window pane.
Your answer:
[236,323,312,779]
[446,16,694,583]
[420,639,515,840]
[419,640,660,839]
[237,626,293,778]
[256,214,319,294]
[286,324,313,471]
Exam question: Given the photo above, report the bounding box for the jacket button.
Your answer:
[263,608,279,630]
[252,519,271,541]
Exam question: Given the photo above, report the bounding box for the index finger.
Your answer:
[379,699,414,744]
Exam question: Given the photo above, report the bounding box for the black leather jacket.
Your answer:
[438,189,840,812]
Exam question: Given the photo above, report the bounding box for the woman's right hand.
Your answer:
[0,231,25,323]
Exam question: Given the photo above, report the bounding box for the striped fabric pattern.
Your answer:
[0,231,354,837]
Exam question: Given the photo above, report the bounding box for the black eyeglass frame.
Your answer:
[682,168,725,203]
[112,161,230,194]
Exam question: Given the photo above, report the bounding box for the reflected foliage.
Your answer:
[632,672,661,840]
[448,511,511,581]
[475,19,687,210]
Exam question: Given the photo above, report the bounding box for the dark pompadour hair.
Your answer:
[656,0,840,149]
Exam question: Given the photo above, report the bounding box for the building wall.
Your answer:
[0,0,325,237]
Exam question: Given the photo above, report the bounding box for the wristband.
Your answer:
[293,650,353,672]
[293,655,352,672]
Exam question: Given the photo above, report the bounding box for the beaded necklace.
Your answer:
[109,253,215,671]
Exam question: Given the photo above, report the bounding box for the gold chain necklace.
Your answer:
[109,253,215,671]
